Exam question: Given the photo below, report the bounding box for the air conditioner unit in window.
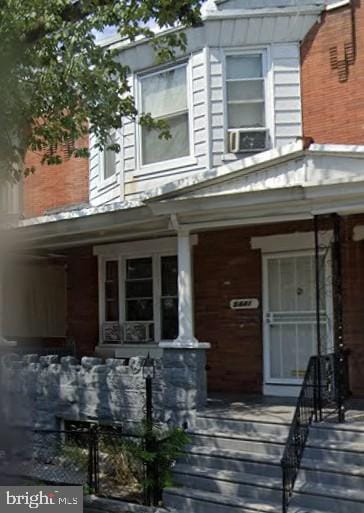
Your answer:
[123,322,154,343]
[228,128,268,153]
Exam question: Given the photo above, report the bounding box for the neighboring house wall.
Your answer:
[23,137,89,218]
[342,215,364,397]
[301,1,364,144]
[2,259,67,339]
[66,246,99,357]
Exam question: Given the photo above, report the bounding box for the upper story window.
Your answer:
[140,64,190,166]
[102,132,117,181]
[226,53,268,153]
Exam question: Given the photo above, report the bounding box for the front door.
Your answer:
[263,252,332,396]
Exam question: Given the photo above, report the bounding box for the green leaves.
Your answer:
[0,0,202,182]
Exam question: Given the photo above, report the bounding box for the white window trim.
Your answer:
[95,237,178,346]
[222,46,275,160]
[134,60,197,176]
[98,130,122,191]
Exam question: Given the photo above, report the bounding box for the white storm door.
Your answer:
[263,252,330,388]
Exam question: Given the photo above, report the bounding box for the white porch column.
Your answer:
[175,230,198,346]
[159,230,202,348]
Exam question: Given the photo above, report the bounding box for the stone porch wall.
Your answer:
[1,349,207,430]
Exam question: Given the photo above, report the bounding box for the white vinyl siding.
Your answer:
[89,35,305,204]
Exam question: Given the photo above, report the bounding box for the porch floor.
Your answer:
[201,394,296,424]
[201,394,364,427]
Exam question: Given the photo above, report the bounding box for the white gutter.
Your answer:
[326,0,351,11]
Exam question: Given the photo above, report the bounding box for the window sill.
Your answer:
[222,151,265,162]
[134,155,198,177]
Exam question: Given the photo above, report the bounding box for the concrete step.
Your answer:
[305,441,364,466]
[310,423,364,444]
[189,431,285,457]
[164,487,279,513]
[180,447,281,477]
[299,459,364,489]
[172,464,282,503]
[163,487,328,513]
[292,480,364,513]
[194,415,290,438]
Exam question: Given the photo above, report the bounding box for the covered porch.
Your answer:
[3,142,364,403]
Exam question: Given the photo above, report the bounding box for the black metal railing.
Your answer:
[281,355,318,513]
[281,352,350,513]
[281,351,350,513]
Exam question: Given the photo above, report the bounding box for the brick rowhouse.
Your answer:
[301,1,364,144]
[23,136,89,218]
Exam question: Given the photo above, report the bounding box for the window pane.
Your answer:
[226,55,262,80]
[161,298,178,340]
[105,261,119,322]
[142,112,189,165]
[228,103,265,128]
[103,133,116,180]
[126,299,154,321]
[106,301,119,322]
[126,279,153,299]
[105,282,118,300]
[142,66,187,118]
[227,80,264,102]
[126,258,152,279]
[161,256,178,296]
[106,261,118,281]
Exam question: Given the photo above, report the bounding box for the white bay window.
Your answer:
[140,64,190,166]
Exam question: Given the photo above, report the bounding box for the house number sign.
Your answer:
[230,298,259,310]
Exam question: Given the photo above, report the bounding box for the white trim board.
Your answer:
[93,235,198,257]
[251,230,332,253]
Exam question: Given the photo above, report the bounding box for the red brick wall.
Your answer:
[66,246,99,357]
[194,220,314,395]
[342,215,364,397]
[301,1,364,144]
[194,217,364,397]
[23,137,89,218]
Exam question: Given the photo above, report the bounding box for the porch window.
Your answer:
[225,53,267,152]
[140,64,190,165]
[105,260,119,322]
[101,254,178,344]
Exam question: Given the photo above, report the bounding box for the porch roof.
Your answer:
[7,141,364,250]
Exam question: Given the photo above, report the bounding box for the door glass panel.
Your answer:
[296,255,314,311]
[270,325,282,379]
[281,324,298,379]
[280,258,296,311]
[268,259,280,311]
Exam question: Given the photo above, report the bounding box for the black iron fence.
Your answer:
[0,424,161,506]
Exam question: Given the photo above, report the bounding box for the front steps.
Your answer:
[163,412,364,513]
